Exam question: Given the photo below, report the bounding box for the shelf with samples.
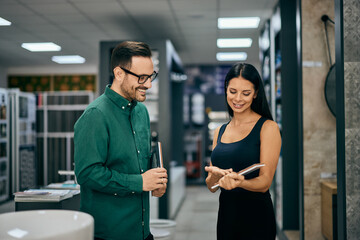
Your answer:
[259,20,272,111]
[0,89,9,202]
[8,89,37,194]
[259,4,283,229]
[35,91,94,186]
[183,92,207,184]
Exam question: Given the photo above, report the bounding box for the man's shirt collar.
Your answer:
[105,84,137,113]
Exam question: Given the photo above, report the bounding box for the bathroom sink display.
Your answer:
[0,210,93,239]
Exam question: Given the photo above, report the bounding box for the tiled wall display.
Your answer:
[53,75,96,91]
[344,0,360,237]
[302,0,337,238]
[8,76,51,92]
[8,75,96,92]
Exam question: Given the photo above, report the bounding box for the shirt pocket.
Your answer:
[136,130,151,161]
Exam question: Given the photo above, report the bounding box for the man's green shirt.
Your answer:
[74,85,152,240]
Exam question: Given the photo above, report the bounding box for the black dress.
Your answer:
[211,117,276,240]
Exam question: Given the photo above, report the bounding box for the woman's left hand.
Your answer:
[219,172,245,190]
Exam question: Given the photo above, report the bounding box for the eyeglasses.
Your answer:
[120,67,158,84]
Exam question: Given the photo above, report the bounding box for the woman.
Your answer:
[205,63,281,240]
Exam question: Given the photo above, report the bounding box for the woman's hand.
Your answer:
[205,166,233,181]
[218,172,245,190]
[205,166,233,192]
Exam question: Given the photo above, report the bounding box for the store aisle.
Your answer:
[174,186,219,240]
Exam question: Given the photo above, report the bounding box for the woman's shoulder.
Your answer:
[261,119,280,136]
[213,123,227,141]
[213,125,222,137]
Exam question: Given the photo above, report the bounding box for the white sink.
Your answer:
[0,210,93,240]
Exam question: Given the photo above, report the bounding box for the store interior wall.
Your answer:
[302,0,336,239]
[343,0,360,237]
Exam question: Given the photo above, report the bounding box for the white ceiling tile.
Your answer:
[121,0,171,15]
[0,3,33,16]
[0,0,277,67]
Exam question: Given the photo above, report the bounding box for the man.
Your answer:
[74,41,167,240]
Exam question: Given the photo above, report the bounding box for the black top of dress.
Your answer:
[211,116,267,193]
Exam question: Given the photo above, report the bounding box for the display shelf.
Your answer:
[8,89,37,194]
[260,20,273,109]
[184,130,203,180]
[259,3,283,230]
[0,88,8,203]
[36,91,94,185]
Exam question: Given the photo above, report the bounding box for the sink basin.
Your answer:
[0,210,93,239]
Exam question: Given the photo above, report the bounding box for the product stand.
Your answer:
[15,193,80,212]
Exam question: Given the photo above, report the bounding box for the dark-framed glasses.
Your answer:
[120,67,158,84]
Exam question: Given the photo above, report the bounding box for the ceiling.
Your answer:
[0,0,278,71]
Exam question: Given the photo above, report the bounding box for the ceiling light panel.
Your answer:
[218,17,260,29]
[216,52,247,61]
[217,38,252,48]
[0,17,11,26]
[21,42,61,52]
[52,55,85,64]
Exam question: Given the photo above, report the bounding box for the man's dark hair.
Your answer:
[224,62,273,120]
[110,41,152,77]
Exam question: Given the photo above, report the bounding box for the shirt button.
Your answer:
[114,193,117,196]
[142,221,144,226]
[121,106,125,110]
[143,208,145,212]
[133,131,135,134]
[141,169,144,173]
[128,103,131,106]
[137,150,140,154]
[132,192,135,194]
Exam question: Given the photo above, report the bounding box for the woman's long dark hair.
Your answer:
[224,63,273,120]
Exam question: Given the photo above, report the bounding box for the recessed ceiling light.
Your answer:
[218,17,260,29]
[216,52,247,61]
[217,38,252,48]
[0,17,11,26]
[21,42,61,52]
[52,55,85,64]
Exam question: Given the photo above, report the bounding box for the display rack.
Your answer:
[259,4,283,229]
[183,92,207,184]
[272,7,283,229]
[8,89,37,193]
[260,20,272,111]
[184,130,202,180]
[0,89,9,202]
[36,91,94,185]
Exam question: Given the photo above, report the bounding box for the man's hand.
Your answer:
[152,183,167,197]
[142,168,168,191]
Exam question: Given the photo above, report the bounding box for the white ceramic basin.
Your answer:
[0,210,93,240]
